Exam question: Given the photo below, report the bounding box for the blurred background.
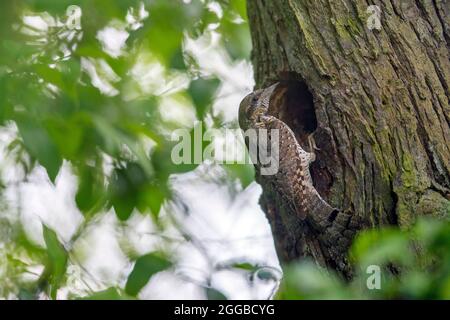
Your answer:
[1,0,449,300]
[0,0,282,299]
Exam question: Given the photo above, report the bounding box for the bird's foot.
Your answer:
[307,133,320,162]
[308,132,320,152]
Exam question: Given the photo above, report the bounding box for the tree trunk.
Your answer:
[246,0,450,277]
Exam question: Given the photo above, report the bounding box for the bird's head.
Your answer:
[238,83,279,131]
[238,89,264,131]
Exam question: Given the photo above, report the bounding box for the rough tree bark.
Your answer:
[246,0,450,277]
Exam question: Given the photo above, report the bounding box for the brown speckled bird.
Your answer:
[239,83,338,228]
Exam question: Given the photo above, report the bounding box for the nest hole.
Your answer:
[269,78,317,148]
[269,74,333,198]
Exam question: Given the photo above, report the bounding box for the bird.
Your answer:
[238,82,338,230]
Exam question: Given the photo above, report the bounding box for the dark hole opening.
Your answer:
[269,79,317,152]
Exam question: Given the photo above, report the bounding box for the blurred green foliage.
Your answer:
[42,226,68,299]
[278,217,450,299]
[0,0,251,299]
[125,252,172,296]
[1,0,447,301]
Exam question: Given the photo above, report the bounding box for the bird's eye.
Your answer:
[246,96,258,116]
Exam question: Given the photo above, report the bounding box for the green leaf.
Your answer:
[398,271,432,299]
[34,64,64,89]
[0,76,10,124]
[125,253,172,296]
[16,116,62,182]
[231,262,257,272]
[129,0,195,64]
[206,288,228,300]
[43,225,68,299]
[169,46,187,71]
[138,183,167,220]
[256,269,278,282]
[188,77,220,119]
[45,116,84,160]
[351,228,413,269]
[229,0,247,19]
[75,164,107,215]
[110,162,153,221]
[18,288,36,300]
[279,262,350,300]
[439,274,450,299]
[23,0,80,14]
[110,168,137,221]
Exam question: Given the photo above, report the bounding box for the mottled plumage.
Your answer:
[239,83,337,223]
